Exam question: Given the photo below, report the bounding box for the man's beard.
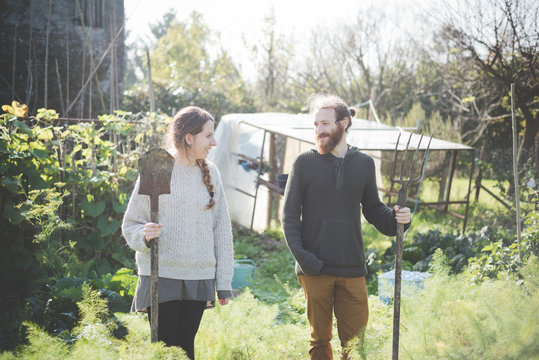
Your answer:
[316,123,345,154]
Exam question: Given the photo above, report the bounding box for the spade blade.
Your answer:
[138,148,175,197]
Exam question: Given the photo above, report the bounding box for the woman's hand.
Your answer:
[393,205,411,224]
[218,298,230,306]
[143,222,163,241]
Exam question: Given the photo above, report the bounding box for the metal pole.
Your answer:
[250,130,267,229]
[511,83,522,260]
[267,133,276,227]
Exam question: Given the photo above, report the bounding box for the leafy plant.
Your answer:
[467,211,539,283]
[23,268,136,343]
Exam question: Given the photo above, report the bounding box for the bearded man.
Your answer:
[282,94,411,360]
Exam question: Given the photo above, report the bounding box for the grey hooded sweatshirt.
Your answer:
[282,146,405,277]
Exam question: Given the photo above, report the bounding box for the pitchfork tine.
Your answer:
[398,133,413,182]
[390,132,401,181]
[408,134,424,180]
[412,135,433,182]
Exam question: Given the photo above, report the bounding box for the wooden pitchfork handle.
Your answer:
[392,184,407,360]
[390,132,432,360]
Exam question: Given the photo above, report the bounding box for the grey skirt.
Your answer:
[131,276,215,312]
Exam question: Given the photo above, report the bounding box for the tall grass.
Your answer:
[3,258,538,359]
[196,290,308,359]
[3,218,538,359]
[398,259,539,359]
[346,255,539,360]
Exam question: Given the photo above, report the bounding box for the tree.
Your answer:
[149,8,177,41]
[248,8,295,111]
[437,0,538,170]
[123,11,253,119]
[293,6,420,122]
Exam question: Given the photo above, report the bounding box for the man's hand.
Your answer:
[394,205,411,224]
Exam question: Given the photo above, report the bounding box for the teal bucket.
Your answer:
[232,259,256,289]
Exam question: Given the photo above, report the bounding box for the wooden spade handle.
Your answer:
[150,196,159,343]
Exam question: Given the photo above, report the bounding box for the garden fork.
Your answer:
[390,132,432,360]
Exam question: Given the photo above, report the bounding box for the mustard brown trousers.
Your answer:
[298,275,369,360]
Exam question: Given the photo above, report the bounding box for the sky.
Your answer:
[124,0,435,78]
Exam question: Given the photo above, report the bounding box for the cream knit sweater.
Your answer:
[122,161,234,292]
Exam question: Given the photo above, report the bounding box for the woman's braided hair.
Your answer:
[197,158,215,209]
[165,106,215,210]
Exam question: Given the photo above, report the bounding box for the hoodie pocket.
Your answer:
[316,220,363,267]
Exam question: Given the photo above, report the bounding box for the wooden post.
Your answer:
[65,23,70,117]
[462,150,474,234]
[443,151,458,212]
[12,26,17,101]
[55,59,65,114]
[88,5,93,119]
[475,141,485,201]
[80,33,86,118]
[25,0,33,105]
[68,0,123,116]
[511,83,522,260]
[109,21,114,114]
[44,0,52,108]
[146,49,155,113]
[113,0,120,110]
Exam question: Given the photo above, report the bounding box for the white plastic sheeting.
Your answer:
[209,114,272,231]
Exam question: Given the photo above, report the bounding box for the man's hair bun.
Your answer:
[349,108,356,118]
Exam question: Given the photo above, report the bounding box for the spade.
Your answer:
[138,148,175,343]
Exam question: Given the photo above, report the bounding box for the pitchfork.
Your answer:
[390,132,432,360]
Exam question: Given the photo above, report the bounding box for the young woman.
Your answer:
[122,106,234,359]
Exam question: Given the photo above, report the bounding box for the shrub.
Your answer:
[467,211,539,282]
[380,227,506,275]
[23,268,136,341]
[8,286,187,360]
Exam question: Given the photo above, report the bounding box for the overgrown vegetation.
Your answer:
[2,104,538,357]
[3,230,538,359]
[1,0,537,357]
[0,109,166,349]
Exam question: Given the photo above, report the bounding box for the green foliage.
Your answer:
[344,257,539,359]
[124,11,255,119]
[396,102,461,144]
[467,211,539,283]
[379,227,498,276]
[232,226,302,323]
[7,286,187,360]
[197,291,308,359]
[429,248,451,276]
[14,322,69,360]
[397,258,539,359]
[23,268,136,344]
[4,224,539,359]
[1,109,164,283]
[0,106,170,350]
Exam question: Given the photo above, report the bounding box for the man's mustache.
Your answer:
[316,133,330,139]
